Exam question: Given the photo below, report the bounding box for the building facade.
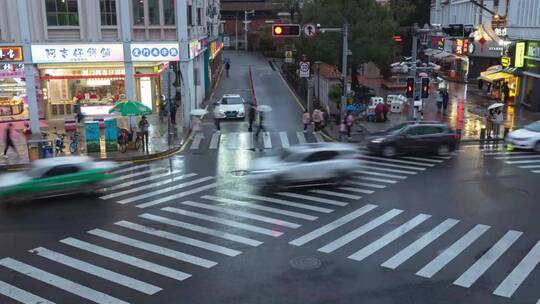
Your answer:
[0,0,222,131]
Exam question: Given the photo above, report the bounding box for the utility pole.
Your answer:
[341,22,349,121]
[235,12,238,51]
[244,10,255,51]
[409,23,419,120]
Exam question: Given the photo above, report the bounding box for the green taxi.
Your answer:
[0,156,118,203]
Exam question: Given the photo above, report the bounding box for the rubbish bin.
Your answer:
[27,139,53,161]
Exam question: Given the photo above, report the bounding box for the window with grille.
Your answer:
[45,0,79,26]
[100,0,117,26]
[163,0,175,25]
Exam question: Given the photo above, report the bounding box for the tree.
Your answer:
[328,84,343,111]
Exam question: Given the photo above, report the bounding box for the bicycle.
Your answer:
[134,131,145,151]
[117,129,129,153]
[69,132,80,154]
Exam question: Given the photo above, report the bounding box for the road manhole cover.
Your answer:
[231,170,249,177]
[290,256,321,270]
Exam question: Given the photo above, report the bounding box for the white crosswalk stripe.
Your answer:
[162,207,284,237]
[112,164,150,175]
[105,170,178,191]
[355,170,408,179]
[201,195,318,221]
[313,132,324,143]
[114,167,166,181]
[0,257,129,304]
[401,156,444,163]
[115,220,242,257]
[277,192,348,206]
[0,280,55,304]
[296,131,307,144]
[337,187,374,194]
[519,164,540,169]
[226,132,239,150]
[117,176,214,204]
[416,224,490,278]
[279,132,290,148]
[359,160,427,171]
[348,214,431,262]
[289,204,377,246]
[224,191,334,213]
[493,240,540,298]
[356,176,398,184]
[136,182,220,208]
[190,133,204,150]
[359,155,435,167]
[101,173,198,200]
[88,229,217,268]
[263,132,272,149]
[454,230,523,288]
[60,237,192,281]
[348,181,387,189]
[358,165,418,175]
[209,131,221,149]
[29,247,162,295]
[495,154,540,160]
[139,213,262,246]
[506,159,540,164]
[381,218,460,270]
[181,201,300,228]
[307,189,362,200]
[318,209,403,253]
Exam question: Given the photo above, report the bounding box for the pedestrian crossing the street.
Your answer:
[288,202,540,303]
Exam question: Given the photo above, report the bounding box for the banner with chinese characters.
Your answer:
[31,44,124,63]
[104,118,118,152]
[0,46,23,62]
[85,121,101,153]
[130,43,180,61]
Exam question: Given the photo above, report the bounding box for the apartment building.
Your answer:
[0,0,222,131]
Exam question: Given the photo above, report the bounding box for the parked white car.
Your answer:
[213,94,246,119]
[248,143,363,189]
[505,121,540,151]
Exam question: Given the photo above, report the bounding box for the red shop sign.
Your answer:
[0,46,23,62]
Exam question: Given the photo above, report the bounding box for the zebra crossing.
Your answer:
[188,130,326,151]
[288,202,540,302]
[466,143,540,175]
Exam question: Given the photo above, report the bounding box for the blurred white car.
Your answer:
[248,143,363,189]
[213,94,246,119]
[505,121,540,151]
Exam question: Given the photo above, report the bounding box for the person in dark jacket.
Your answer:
[3,123,19,159]
[248,103,256,132]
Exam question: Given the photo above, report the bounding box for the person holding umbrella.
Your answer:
[138,115,150,152]
[248,103,257,132]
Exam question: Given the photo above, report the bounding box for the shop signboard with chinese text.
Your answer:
[0,46,23,62]
[31,44,124,63]
[209,41,224,60]
[526,41,540,61]
[130,43,180,62]
[501,56,511,67]
[515,42,526,68]
[454,39,469,55]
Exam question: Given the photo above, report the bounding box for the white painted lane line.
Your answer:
[416,224,490,278]
[263,132,272,149]
[140,213,262,246]
[112,164,150,174]
[60,237,191,281]
[356,176,398,184]
[162,207,284,237]
[117,176,214,204]
[533,170,540,173]
[115,167,166,181]
[225,191,333,213]
[296,131,307,144]
[105,171,178,191]
[0,280,55,304]
[495,154,540,160]
[279,132,290,148]
[307,189,362,200]
[277,192,348,206]
[519,164,540,169]
[381,219,460,270]
[115,220,241,257]
[359,160,426,171]
[30,247,161,295]
[209,131,221,149]
[318,209,403,253]
[493,240,540,298]
[482,151,534,156]
[506,159,540,164]
[358,165,417,175]
[181,201,300,229]
[289,204,377,246]
[190,132,204,150]
[454,230,523,288]
[348,181,386,189]
[432,155,452,159]
[401,156,444,163]
[226,132,239,150]
[349,214,431,262]
[0,258,129,304]
[359,155,435,167]
[313,132,324,143]
[201,195,318,221]
[101,173,197,200]
[355,170,408,179]
[88,229,216,268]
[136,182,220,208]
[338,187,374,194]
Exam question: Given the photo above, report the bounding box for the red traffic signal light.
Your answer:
[272,24,301,37]
[406,77,414,98]
[393,35,403,43]
[421,77,430,98]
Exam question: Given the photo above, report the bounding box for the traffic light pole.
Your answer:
[341,23,349,122]
[408,24,419,121]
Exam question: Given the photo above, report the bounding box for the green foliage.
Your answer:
[328,84,343,107]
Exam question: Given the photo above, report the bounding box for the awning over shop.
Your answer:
[433,51,453,60]
[480,71,513,83]
[502,67,522,76]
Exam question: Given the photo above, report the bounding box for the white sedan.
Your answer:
[213,94,247,119]
[248,143,363,189]
[505,121,540,151]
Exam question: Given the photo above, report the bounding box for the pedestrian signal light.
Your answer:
[272,24,301,37]
[406,77,414,98]
[421,77,430,98]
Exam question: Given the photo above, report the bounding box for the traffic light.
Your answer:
[272,24,301,37]
[406,77,414,98]
[421,77,430,98]
[393,35,403,43]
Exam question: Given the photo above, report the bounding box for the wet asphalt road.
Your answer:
[0,51,539,304]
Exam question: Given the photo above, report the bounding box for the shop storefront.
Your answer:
[207,39,223,93]
[515,41,540,111]
[479,66,518,105]
[431,38,469,82]
[467,24,505,79]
